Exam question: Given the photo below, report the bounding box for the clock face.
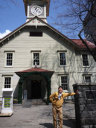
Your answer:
[31,5,43,16]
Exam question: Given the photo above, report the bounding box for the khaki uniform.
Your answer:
[49,92,75,128]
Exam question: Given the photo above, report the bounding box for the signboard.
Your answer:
[4,98,11,108]
[1,88,13,115]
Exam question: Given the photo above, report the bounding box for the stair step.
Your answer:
[22,99,46,107]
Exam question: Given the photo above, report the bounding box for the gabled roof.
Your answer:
[0,17,95,50]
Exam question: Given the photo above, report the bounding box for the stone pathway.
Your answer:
[0,102,76,128]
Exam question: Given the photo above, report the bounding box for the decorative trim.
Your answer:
[31,50,41,52]
[82,73,92,76]
[57,50,67,52]
[2,74,13,77]
[4,50,15,53]
[58,73,69,75]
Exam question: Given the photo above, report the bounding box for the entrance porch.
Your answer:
[15,67,54,104]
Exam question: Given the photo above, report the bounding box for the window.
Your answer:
[31,50,41,67]
[60,76,68,90]
[33,53,40,66]
[82,54,89,66]
[5,52,14,67]
[30,32,43,37]
[4,77,11,88]
[84,75,91,83]
[60,53,66,66]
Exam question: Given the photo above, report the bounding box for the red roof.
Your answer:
[71,39,96,49]
[15,67,54,77]
[16,67,54,73]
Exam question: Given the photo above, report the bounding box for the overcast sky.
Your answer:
[0,0,81,39]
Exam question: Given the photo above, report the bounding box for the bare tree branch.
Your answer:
[53,0,96,61]
[78,29,96,61]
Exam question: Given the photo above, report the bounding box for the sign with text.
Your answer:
[1,88,13,114]
[4,98,11,108]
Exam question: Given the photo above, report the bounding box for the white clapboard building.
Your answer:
[0,0,96,103]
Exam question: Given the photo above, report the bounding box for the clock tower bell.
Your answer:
[23,0,50,22]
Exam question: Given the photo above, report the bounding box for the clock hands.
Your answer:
[31,6,43,16]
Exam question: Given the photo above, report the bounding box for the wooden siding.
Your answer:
[0,27,96,98]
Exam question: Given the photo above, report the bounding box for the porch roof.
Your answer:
[15,67,54,77]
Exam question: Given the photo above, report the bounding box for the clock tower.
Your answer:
[23,0,50,22]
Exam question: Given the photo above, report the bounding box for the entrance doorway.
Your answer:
[31,80,41,99]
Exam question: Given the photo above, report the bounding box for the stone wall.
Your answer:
[73,84,96,128]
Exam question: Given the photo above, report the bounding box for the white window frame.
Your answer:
[5,51,14,67]
[60,75,69,91]
[31,50,41,67]
[3,76,12,88]
[58,51,67,66]
[82,54,89,67]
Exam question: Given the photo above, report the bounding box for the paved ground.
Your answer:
[0,101,76,128]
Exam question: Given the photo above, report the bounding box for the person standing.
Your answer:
[49,86,77,128]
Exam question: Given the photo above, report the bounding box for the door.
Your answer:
[31,80,41,99]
